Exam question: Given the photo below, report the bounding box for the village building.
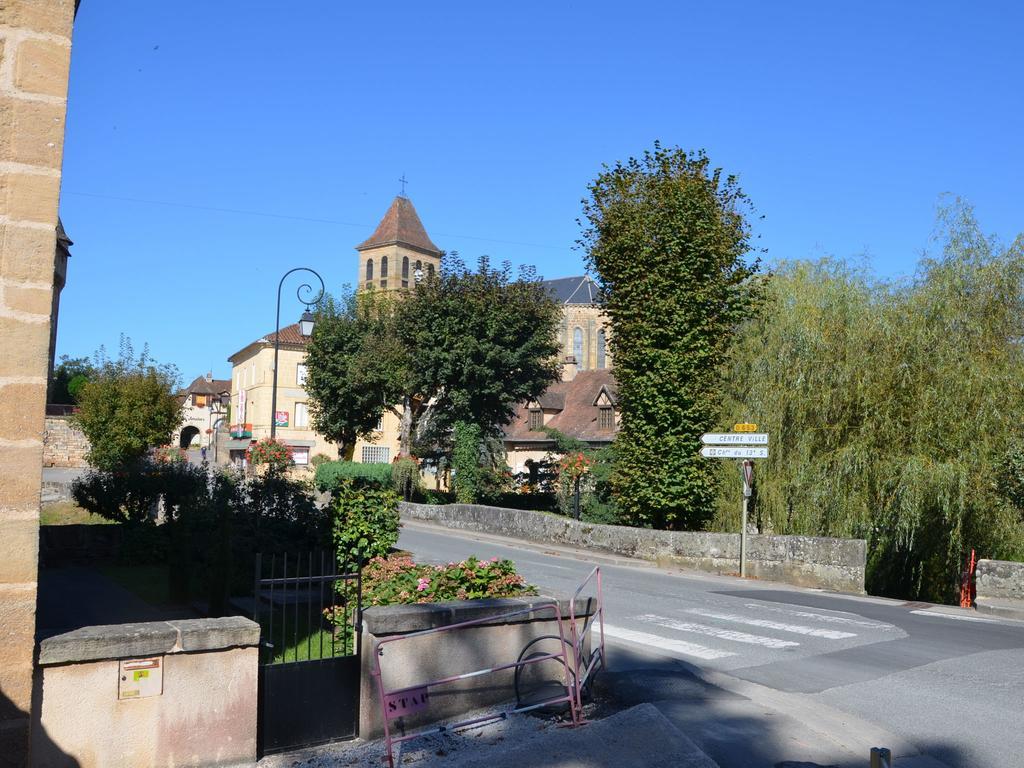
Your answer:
[177,374,231,450]
[503,369,619,479]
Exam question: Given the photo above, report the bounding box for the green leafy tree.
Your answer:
[73,339,182,471]
[304,291,406,458]
[715,200,1024,602]
[582,143,760,530]
[48,355,95,404]
[398,255,561,461]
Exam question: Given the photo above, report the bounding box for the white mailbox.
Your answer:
[118,657,163,700]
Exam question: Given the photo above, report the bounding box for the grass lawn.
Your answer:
[258,603,358,663]
[40,501,115,526]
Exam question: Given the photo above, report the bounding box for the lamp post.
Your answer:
[270,267,325,440]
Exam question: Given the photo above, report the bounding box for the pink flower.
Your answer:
[490,557,499,562]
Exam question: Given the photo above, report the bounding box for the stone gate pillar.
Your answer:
[0,1,75,764]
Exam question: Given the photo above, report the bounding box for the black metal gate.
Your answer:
[254,551,362,756]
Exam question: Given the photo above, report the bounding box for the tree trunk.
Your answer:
[399,394,414,456]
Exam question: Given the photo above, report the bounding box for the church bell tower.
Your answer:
[356,195,441,291]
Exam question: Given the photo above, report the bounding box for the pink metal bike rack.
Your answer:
[566,566,606,717]
[372,600,578,768]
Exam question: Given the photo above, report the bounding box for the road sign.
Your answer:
[734,423,757,432]
[701,433,769,445]
[700,445,768,459]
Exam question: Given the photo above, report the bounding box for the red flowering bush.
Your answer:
[324,554,537,624]
[557,452,593,481]
[247,438,293,472]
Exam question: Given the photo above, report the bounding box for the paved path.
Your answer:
[398,520,1024,768]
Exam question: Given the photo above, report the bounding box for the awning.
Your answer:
[283,439,316,447]
[225,440,252,450]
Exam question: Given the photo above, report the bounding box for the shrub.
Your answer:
[333,554,537,614]
[331,480,400,571]
[247,438,293,473]
[451,421,482,503]
[73,339,182,471]
[392,456,421,501]
[311,453,332,468]
[314,460,393,492]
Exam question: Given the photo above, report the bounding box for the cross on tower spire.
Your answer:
[398,173,408,197]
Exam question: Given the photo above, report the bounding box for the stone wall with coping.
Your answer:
[33,616,260,767]
[41,415,88,467]
[360,596,595,740]
[975,559,1024,599]
[0,2,77,762]
[401,502,867,594]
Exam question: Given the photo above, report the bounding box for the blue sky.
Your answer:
[57,2,1024,381]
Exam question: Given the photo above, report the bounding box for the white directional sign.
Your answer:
[700,445,768,459]
[701,433,769,445]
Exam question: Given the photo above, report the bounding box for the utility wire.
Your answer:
[62,189,565,252]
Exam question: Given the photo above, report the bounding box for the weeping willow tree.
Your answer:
[715,201,1024,602]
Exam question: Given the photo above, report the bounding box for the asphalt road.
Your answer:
[398,520,1024,768]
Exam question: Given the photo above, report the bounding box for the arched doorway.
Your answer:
[179,425,200,449]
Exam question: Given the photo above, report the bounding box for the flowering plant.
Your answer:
[324,554,537,624]
[557,452,593,481]
[247,437,293,472]
[154,446,188,464]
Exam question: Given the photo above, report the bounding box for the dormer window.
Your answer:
[598,406,615,431]
[528,408,543,431]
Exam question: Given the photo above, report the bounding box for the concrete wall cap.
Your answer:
[363,595,596,636]
[38,616,261,666]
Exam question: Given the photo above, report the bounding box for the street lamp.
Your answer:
[270,267,324,440]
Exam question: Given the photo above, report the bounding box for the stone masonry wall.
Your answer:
[975,559,1024,602]
[401,502,867,594]
[41,415,86,467]
[0,2,75,764]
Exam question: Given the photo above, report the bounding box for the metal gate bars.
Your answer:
[254,551,362,756]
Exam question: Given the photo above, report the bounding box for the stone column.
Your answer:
[0,2,75,764]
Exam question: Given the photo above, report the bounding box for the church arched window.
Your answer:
[597,329,606,369]
[380,256,388,288]
[365,258,374,287]
[427,263,435,281]
[573,327,584,368]
[402,256,409,288]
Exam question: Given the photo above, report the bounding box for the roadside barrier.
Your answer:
[371,567,605,768]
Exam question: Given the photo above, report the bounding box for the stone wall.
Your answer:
[401,502,867,594]
[0,2,76,763]
[34,617,259,767]
[41,415,87,467]
[974,559,1024,620]
[360,596,595,741]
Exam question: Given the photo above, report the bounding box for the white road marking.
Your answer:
[745,603,897,630]
[601,624,737,660]
[635,614,800,649]
[909,610,1003,624]
[684,608,857,640]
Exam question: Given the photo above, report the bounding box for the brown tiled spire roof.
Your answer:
[356,196,440,255]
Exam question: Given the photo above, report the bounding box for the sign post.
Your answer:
[701,427,767,579]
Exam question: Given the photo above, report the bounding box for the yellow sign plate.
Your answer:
[733,423,757,432]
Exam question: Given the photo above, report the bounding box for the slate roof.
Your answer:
[356,196,440,255]
[505,369,618,443]
[541,275,601,305]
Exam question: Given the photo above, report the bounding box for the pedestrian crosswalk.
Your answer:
[601,601,899,664]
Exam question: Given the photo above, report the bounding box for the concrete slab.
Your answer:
[259,703,719,768]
